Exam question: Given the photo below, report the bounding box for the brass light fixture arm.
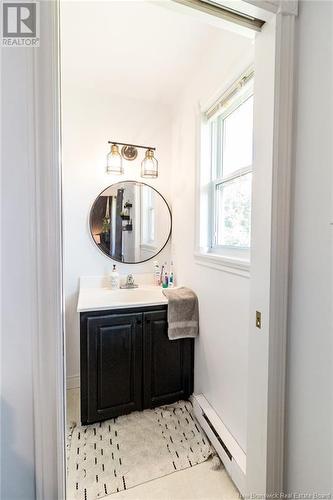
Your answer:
[108,141,156,151]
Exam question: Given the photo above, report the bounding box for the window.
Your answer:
[198,70,254,269]
[141,184,155,245]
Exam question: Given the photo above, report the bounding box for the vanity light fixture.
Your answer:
[106,143,123,175]
[141,148,158,178]
[107,141,158,178]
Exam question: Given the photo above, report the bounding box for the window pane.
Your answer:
[216,173,252,247]
[141,185,155,244]
[222,96,253,176]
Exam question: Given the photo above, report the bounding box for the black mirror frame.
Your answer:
[89,180,172,264]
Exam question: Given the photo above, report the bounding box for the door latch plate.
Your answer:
[256,311,262,329]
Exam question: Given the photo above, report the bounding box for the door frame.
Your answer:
[31,1,297,498]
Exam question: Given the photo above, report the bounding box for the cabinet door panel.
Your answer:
[98,324,133,409]
[151,319,182,396]
[143,309,194,408]
[80,312,142,424]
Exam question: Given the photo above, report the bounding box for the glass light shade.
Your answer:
[141,149,158,178]
[106,144,123,174]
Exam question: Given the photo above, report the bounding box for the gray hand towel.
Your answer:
[162,287,199,340]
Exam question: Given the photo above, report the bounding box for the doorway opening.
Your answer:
[49,1,296,499]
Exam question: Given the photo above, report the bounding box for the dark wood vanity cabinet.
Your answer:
[80,306,194,425]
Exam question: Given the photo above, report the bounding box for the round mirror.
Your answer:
[90,181,172,264]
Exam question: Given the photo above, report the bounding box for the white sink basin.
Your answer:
[106,287,164,302]
[77,284,167,312]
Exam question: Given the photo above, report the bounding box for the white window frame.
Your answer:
[140,184,157,251]
[195,70,254,277]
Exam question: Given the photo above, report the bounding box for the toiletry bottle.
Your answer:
[169,261,175,288]
[162,263,169,288]
[153,261,160,286]
[159,264,164,286]
[110,264,120,290]
[164,262,169,286]
[162,271,169,288]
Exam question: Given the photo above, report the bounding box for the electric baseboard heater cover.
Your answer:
[202,412,232,460]
[191,394,246,495]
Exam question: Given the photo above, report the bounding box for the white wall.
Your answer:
[170,32,254,451]
[62,83,173,380]
[285,0,333,493]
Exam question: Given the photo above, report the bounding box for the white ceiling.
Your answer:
[61,0,250,105]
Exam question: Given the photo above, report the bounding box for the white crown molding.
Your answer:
[243,0,298,16]
[276,0,298,16]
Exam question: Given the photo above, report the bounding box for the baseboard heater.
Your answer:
[202,412,232,460]
[191,394,246,496]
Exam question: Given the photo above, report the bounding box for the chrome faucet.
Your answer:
[120,273,138,289]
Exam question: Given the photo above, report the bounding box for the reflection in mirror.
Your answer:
[90,181,172,264]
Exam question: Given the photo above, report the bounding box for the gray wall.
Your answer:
[1,49,36,498]
[285,0,333,493]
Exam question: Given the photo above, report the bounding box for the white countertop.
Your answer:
[77,276,168,312]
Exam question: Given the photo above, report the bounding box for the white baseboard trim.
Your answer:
[66,375,80,390]
[191,394,246,496]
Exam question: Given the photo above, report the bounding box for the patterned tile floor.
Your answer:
[66,388,240,500]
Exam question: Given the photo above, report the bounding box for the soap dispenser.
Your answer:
[110,264,120,290]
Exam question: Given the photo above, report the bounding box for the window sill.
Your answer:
[140,244,157,252]
[194,250,250,278]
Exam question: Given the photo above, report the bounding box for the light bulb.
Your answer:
[106,144,123,174]
[141,149,158,178]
